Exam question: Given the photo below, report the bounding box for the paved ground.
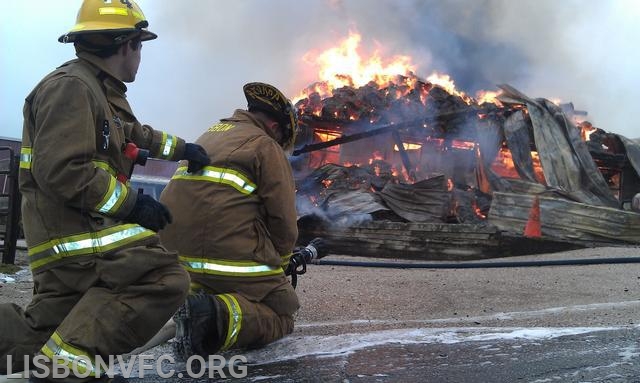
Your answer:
[2,245,640,381]
[126,327,640,382]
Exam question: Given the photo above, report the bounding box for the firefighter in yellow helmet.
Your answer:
[0,1,209,382]
[159,83,317,359]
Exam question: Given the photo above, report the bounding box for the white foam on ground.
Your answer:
[243,326,619,365]
[619,343,640,362]
[0,274,15,283]
[0,269,30,284]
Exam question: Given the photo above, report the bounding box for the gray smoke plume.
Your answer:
[131,0,639,141]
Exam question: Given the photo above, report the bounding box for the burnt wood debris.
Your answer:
[290,75,640,260]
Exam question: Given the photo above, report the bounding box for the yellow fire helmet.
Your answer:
[243,82,299,152]
[58,0,157,44]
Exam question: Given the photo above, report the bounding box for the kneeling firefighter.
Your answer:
[159,82,327,358]
[0,0,210,382]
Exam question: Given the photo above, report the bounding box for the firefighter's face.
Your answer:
[122,40,142,83]
[273,123,285,146]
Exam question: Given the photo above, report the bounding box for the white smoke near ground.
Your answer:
[2,1,638,141]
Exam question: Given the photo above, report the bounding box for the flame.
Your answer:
[308,130,342,169]
[476,90,503,106]
[315,130,340,143]
[451,140,475,151]
[422,138,475,151]
[579,122,597,141]
[426,72,470,102]
[393,143,422,151]
[321,179,333,188]
[491,147,546,184]
[302,31,416,98]
[294,30,510,122]
[368,151,385,164]
[447,178,454,191]
[472,199,487,219]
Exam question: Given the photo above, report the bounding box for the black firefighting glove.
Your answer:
[183,143,210,173]
[125,194,173,232]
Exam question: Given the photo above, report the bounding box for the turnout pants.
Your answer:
[191,274,299,352]
[0,241,190,376]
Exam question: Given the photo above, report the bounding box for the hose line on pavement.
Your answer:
[314,257,640,269]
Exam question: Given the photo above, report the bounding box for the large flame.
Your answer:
[298,31,416,101]
[295,31,502,107]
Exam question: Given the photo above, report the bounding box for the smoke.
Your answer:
[129,0,639,141]
[296,193,373,228]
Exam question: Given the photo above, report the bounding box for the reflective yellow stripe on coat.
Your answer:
[28,224,155,272]
[171,166,257,195]
[180,256,283,277]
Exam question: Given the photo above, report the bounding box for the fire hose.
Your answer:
[313,256,640,269]
[289,237,640,272]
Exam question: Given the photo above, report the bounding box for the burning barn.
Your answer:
[290,66,640,260]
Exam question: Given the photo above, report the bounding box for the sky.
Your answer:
[1,0,639,142]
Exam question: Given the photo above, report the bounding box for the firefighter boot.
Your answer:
[173,293,220,361]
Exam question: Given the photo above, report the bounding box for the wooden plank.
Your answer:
[299,216,590,260]
[299,219,507,260]
[488,192,640,244]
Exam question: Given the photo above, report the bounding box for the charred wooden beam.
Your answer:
[292,119,422,156]
[293,108,489,156]
[391,130,414,178]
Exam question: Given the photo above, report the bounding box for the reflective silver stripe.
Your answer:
[180,256,282,277]
[217,294,242,351]
[162,132,175,158]
[185,261,278,274]
[172,166,257,195]
[29,224,155,271]
[20,153,32,162]
[20,147,32,169]
[202,169,256,194]
[58,226,147,253]
[97,179,126,213]
[41,331,95,375]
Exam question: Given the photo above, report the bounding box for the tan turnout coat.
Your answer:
[159,110,299,351]
[20,52,187,273]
